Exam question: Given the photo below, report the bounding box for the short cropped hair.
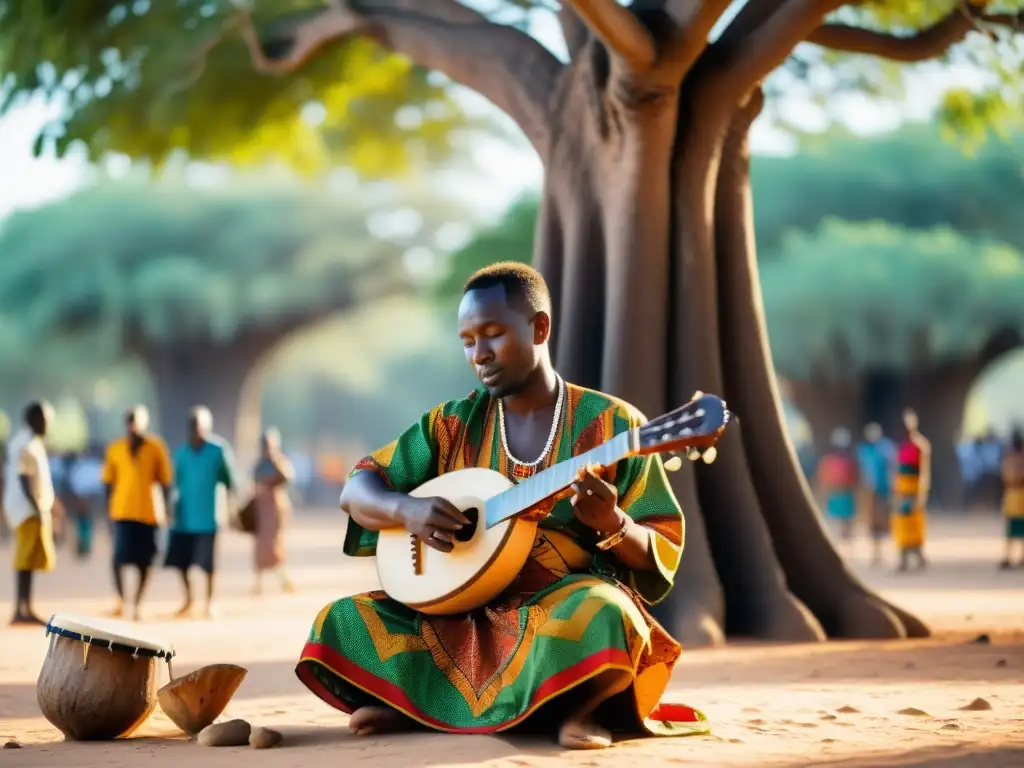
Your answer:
[126,404,150,431]
[190,406,213,431]
[24,401,48,426]
[463,261,551,317]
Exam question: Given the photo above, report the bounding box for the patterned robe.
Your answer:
[295,383,707,737]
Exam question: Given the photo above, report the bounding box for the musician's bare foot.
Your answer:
[108,602,124,618]
[9,613,45,627]
[348,706,413,736]
[558,717,613,750]
[174,603,193,619]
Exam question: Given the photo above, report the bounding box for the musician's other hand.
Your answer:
[397,496,470,553]
[570,463,621,534]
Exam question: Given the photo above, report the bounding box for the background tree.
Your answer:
[4,0,1024,646]
[752,125,1024,254]
[764,219,1024,503]
[0,178,476,459]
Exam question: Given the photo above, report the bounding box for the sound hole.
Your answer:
[454,507,479,543]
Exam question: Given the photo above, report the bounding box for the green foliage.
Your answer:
[437,193,538,299]
[752,123,1024,252]
[762,219,1024,379]
[0,0,469,176]
[0,177,465,349]
[800,1,1024,144]
[2,0,1020,179]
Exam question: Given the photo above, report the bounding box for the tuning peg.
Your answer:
[663,455,683,472]
[701,447,718,465]
[691,390,705,400]
[686,447,701,461]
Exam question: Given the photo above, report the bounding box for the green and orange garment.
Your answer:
[294,383,708,737]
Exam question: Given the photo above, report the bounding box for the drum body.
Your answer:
[37,614,175,741]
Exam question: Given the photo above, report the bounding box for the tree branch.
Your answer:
[563,0,658,70]
[705,0,844,100]
[230,1,563,157]
[662,0,736,76]
[807,8,1024,62]
[558,5,591,61]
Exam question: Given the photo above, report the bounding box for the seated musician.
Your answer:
[295,262,706,749]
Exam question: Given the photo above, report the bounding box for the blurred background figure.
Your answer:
[103,405,173,621]
[3,401,57,626]
[857,423,895,565]
[817,427,859,542]
[892,409,931,573]
[252,427,296,596]
[999,426,1024,570]
[165,406,235,620]
[67,443,106,559]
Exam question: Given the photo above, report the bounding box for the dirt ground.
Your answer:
[1,513,1022,767]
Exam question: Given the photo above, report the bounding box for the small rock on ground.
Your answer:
[198,719,252,747]
[250,727,283,749]
[958,697,992,711]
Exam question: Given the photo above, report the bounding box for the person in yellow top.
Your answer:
[999,427,1024,570]
[102,405,172,621]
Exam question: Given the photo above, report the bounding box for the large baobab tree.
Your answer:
[3,0,1022,645]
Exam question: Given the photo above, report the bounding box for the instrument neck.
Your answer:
[484,431,635,528]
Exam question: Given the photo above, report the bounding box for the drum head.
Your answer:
[47,613,174,655]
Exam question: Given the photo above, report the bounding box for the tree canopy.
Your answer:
[0,177,472,352]
[752,124,1024,252]
[0,1,482,176]
[762,218,1024,379]
[1,0,1021,177]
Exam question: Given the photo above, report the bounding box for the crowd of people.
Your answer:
[1,401,297,626]
[816,410,1024,571]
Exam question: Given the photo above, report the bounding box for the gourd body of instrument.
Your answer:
[375,468,538,616]
[373,393,731,616]
[37,613,175,741]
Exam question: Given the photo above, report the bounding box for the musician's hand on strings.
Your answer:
[570,463,622,535]
[397,496,470,553]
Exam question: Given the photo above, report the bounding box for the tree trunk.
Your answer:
[142,334,272,480]
[533,23,927,644]
[786,377,863,455]
[861,369,908,437]
[906,361,979,509]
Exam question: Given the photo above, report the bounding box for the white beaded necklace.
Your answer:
[498,376,564,471]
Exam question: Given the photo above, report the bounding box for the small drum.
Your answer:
[37,613,175,741]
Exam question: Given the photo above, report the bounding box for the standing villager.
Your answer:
[3,401,57,626]
[252,427,297,595]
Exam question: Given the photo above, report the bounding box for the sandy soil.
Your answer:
[1,513,1022,768]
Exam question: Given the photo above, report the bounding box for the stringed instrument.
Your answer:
[374,393,731,616]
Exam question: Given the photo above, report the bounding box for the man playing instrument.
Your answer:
[295,262,705,749]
